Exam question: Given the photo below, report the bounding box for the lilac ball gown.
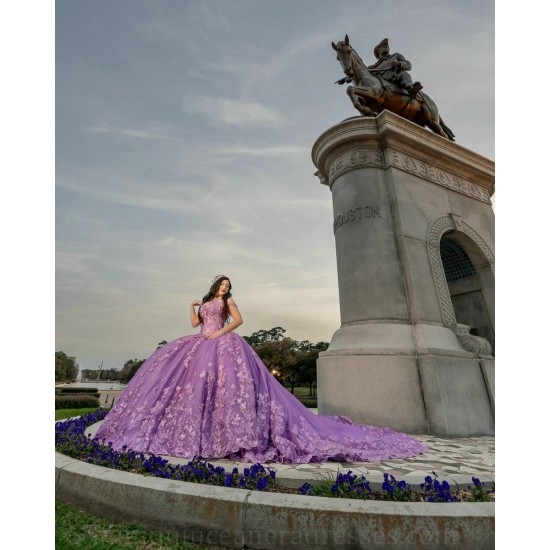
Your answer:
[94,299,427,463]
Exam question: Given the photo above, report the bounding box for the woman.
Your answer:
[94,276,427,463]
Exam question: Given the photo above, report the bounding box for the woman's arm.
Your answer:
[190,300,202,328]
[207,300,243,339]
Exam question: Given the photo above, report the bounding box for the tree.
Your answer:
[120,358,145,383]
[55,351,79,383]
[127,360,145,381]
[254,337,299,391]
[244,328,328,394]
[243,327,286,347]
[294,341,329,396]
[99,367,123,381]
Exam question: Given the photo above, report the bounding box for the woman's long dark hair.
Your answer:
[198,275,232,323]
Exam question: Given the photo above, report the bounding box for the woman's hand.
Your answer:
[207,330,224,339]
[190,300,202,328]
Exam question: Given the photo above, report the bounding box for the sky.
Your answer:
[4,2,550,542]
[55,0,496,373]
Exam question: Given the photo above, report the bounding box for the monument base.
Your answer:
[417,355,494,437]
[317,353,427,434]
[317,322,494,437]
[318,350,494,437]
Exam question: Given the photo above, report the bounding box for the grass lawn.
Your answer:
[285,386,317,407]
[55,501,228,550]
[56,408,111,421]
[291,386,316,397]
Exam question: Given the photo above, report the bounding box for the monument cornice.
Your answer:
[312,111,495,199]
[387,149,492,204]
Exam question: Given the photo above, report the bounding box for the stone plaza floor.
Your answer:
[159,433,494,490]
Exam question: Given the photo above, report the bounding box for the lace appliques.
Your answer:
[94,299,427,463]
[199,300,225,337]
[182,336,203,369]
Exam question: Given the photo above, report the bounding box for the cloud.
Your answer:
[186,97,286,127]
[257,272,333,288]
[213,144,309,157]
[57,177,200,213]
[85,124,179,141]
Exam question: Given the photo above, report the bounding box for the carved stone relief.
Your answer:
[450,323,493,356]
[427,214,495,356]
[326,148,384,187]
[390,150,492,204]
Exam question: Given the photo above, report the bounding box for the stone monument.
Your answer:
[313,38,494,437]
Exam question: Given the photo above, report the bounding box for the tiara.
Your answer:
[212,274,224,283]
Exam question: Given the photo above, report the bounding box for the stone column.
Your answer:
[312,111,495,436]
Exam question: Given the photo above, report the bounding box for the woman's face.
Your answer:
[217,279,230,296]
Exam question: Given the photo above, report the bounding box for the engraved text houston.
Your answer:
[333,205,381,233]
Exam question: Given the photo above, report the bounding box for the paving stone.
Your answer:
[156,435,495,490]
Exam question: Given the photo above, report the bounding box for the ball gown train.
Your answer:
[93,299,427,463]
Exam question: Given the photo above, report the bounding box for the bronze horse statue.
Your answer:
[332,36,455,141]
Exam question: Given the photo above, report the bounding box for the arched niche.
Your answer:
[427,214,495,356]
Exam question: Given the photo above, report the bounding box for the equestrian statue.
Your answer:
[332,36,455,141]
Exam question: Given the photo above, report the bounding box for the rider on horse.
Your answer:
[368,38,423,99]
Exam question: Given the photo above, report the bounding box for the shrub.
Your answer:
[297,398,317,408]
[55,394,100,410]
[56,387,100,397]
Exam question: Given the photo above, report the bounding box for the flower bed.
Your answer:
[299,470,493,502]
[55,409,276,492]
[56,409,494,502]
